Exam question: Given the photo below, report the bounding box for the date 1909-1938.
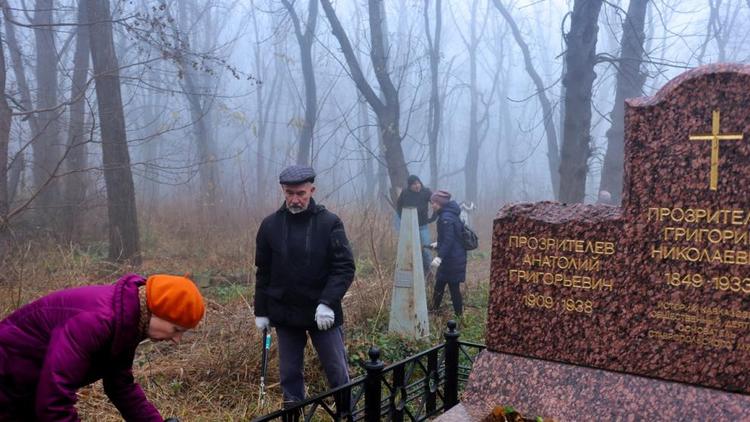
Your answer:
[523,293,593,315]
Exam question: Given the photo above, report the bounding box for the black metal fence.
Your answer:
[253,320,485,422]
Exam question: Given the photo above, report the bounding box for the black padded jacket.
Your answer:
[254,199,355,329]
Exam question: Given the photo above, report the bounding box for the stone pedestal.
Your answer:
[438,350,750,421]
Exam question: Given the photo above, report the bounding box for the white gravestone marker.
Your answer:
[389,207,430,337]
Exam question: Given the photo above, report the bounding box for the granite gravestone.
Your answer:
[440,64,750,420]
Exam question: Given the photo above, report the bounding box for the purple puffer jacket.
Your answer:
[0,273,163,421]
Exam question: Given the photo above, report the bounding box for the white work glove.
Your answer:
[315,304,335,331]
[429,242,438,249]
[431,257,442,269]
[255,316,270,331]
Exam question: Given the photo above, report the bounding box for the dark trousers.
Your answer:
[276,325,350,405]
[432,279,463,315]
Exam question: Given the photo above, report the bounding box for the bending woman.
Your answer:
[0,273,205,421]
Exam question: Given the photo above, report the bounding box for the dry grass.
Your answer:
[0,202,493,421]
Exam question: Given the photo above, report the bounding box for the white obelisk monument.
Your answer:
[388,207,430,337]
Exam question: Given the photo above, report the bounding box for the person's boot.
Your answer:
[282,402,303,422]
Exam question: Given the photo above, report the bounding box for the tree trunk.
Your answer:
[696,0,718,65]
[172,2,220,212]
[61,0,92,243]
[33,0,62,214]
[358,97,375,201]
[0,19,10,257]
[140,85,160,217]
[2,5,40,136]
[459,0,493,203]
[463,0,482,203]
[2,5,36,209]
[86,0,141,264]
[0,17,10,219]
[492,0,560,199]
[598,0,649,204]
[352,3,376,201]
[424,0,442,190]
[558,0,603,203]
[372,0,397,205]
[282,0,318,166]
[498,91,514,201]
[7,150,22,204]
[250,3,267,203]
[321,0,408,205]
[181,70,220,211]
[250,3,283,205]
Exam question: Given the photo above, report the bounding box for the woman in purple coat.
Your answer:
[0,273,205,421]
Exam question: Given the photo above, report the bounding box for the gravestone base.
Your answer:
[437,350,750,421]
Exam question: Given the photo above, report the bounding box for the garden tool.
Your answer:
[258,327,272,408]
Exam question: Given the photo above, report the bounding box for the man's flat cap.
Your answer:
[279,165,316,184]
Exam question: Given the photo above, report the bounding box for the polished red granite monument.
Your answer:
[440,64,750,420]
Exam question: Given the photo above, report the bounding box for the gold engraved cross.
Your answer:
[689,110,743,190]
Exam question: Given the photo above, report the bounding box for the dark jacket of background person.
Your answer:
[0,274,162,422]
[435,200,468,283]
[254,198,356,329]
[396,176,435,226]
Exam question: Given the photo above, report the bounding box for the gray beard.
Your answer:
[288,205,306,214]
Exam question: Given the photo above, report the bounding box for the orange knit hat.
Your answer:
[146,274,205,329]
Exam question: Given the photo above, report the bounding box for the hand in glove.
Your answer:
[429,242,438,249]
[255,316,270,331]
[315,304,335,331]
[431,257,442,269]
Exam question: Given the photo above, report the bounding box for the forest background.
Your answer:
[0,0,746,419]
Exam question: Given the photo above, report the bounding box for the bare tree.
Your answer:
[598,0,649,204]
[61,0,92,242]
[2,3,36,212]
[492,0,561,199]
[695,0,741,64]
[0,17,11,255]
[249,1,283,205]
[424,0,442,189]
[32,0,62,215]
[558,0,604,203]
[282,0,318,166]
[2,4,40,138]
[169,1,221,212]
[86,0,140,264]
[459,0,489,203]
[321,0,408,204]
[136,64,165,215]
[490,17,515,202]
[352,1,376,201]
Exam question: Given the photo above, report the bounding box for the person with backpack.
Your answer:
[429,190,467,316]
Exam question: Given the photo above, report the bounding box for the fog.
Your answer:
[0,0,748,261]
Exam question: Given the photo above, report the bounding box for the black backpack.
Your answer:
[458,221,479,250]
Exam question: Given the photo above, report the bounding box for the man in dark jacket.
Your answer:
[429,190,466,316]
[396,175,437,274]
[254,165,356,407]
